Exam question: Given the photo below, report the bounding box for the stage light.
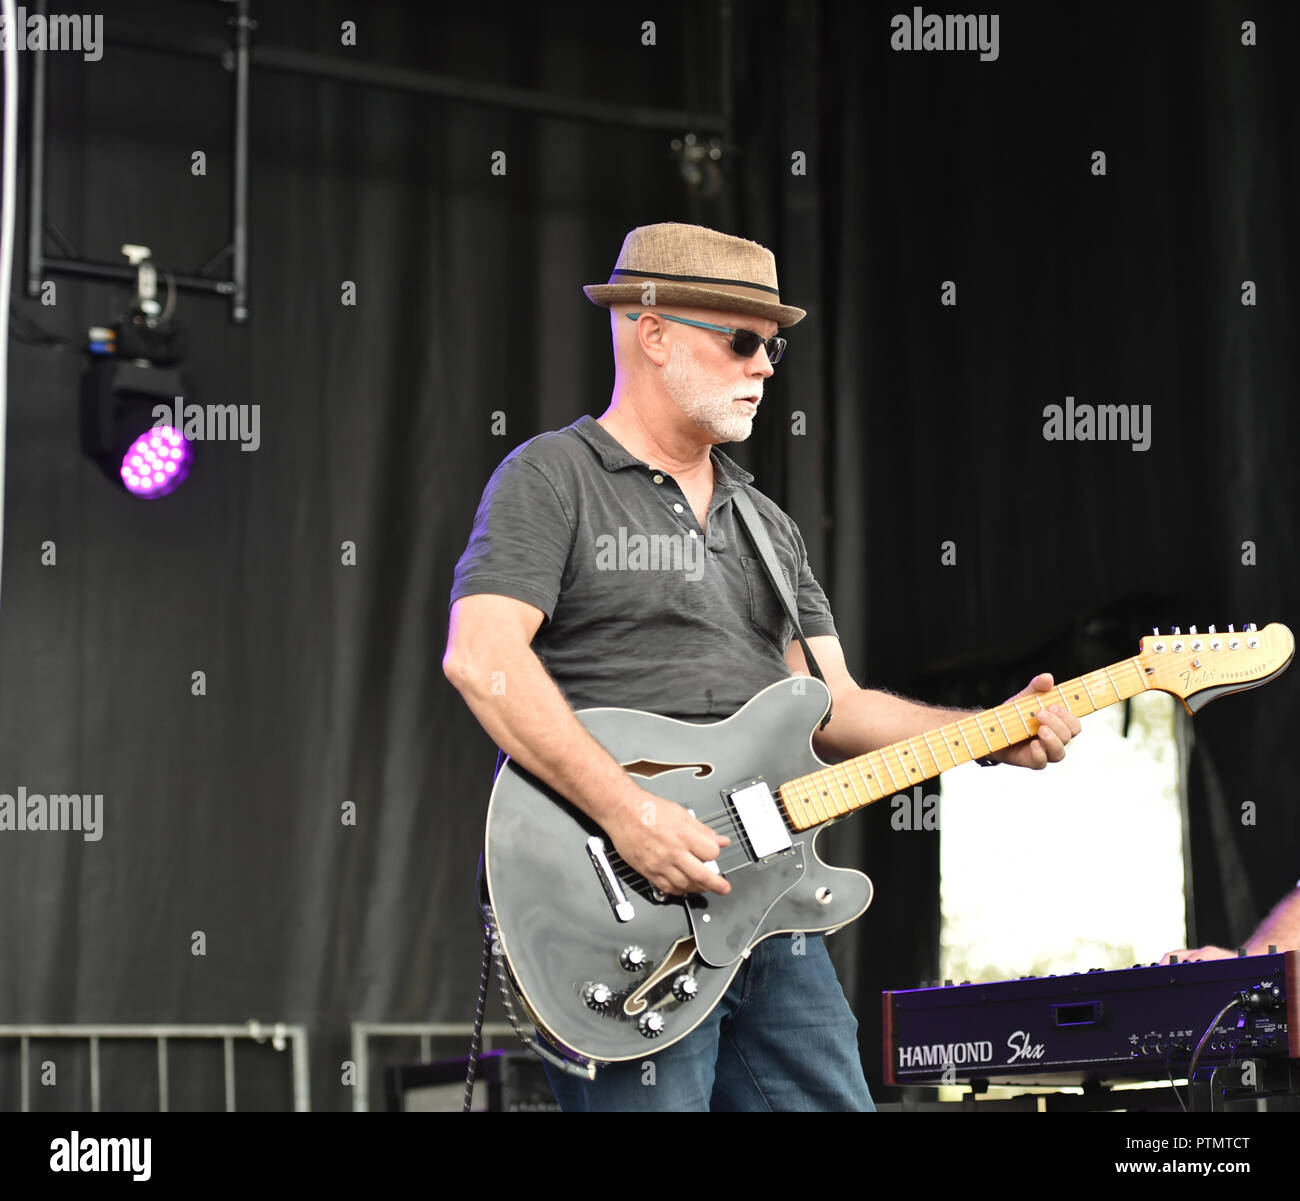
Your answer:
[78,244,195,500]
[80,358,196,500]
[118,425,193,498]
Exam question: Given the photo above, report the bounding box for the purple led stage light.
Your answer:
[118,426,193,498]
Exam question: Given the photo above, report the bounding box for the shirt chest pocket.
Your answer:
[741,554,795,651]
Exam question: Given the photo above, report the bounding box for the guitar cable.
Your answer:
[484,899,599,1081]
[461,917,494,1114]
[464,849,596,1111]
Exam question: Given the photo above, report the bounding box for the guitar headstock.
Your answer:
[1138,623,1295,713]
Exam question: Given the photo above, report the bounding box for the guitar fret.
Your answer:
[848,757,875,805]
[920,729,945,774]
[956,724,976,761]
[813,774,837,821]
[1130,656,1152,691]
[878,749,904,791]
[839,761,862,810]
[991,708,1011,747]
[886,745,912,788]
[857,755,883,802]
[845,760,871,809]
[789,780,815,829]
[1102,666,1121,704]
[812,771,832,818]
[802,778,821,823]
[901,740,923,782]
[804,778,825,824]
[823,769,850,817]
[826,766,848,815]
[1009,702,1034,738]
[837,759,857,805]
[1013,701,1038,737]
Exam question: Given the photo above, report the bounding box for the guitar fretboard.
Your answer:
[778,658,1151,831]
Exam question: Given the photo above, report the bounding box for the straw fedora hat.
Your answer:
[583,222,806,327]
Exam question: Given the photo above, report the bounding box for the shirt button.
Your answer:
[673,503,683,513]
[689,529,698,538]
[652,473,664,484]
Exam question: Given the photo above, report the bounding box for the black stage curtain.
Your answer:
[0,0,1295,1109]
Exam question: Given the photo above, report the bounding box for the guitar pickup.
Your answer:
[724,779,793,860]
[587,836,635,922]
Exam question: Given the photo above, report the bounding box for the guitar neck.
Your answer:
[778,656,1152,832]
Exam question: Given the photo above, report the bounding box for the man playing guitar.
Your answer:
[443,222,1080,1111]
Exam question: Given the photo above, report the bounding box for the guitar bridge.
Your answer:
[586,836,635,922]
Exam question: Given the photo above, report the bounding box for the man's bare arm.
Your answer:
[1250,887,1300,952]
[443,593,729,895]
[786,635,1079,765]
[1161,887,1300,963]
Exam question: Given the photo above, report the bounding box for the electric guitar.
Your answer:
[483,623,1294,1067]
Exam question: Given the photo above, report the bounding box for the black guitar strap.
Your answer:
[732,488,833,732]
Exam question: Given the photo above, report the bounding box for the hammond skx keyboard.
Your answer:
[883,951,1297,1087]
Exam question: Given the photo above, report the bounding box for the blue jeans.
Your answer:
[543,933,875,1111]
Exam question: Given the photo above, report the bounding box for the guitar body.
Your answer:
[484,677,873,1065]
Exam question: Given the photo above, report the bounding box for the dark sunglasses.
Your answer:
[624,312,786,364]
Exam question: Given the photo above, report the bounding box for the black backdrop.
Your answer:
[0,0,1296,1110]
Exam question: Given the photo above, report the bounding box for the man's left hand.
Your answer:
[994,673,1082,769]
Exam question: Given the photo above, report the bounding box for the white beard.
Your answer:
[662,339,760,443]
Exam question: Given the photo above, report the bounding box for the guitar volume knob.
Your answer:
[584,983,613,1011]
[672,975,699,1002]
[639,1012,665,1038]
[620,945,647,972]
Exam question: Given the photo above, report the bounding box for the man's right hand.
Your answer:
[606,791,732,897]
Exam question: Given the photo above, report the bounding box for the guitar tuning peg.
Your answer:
[1152,627,1160,636]
[1246,622,1257,632]
[1208,624,1216,634]
[1228,624,1235,633]
[1172,626,1181,636]
[1189,625,1197,635]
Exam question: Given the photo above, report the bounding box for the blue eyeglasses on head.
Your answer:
[624,312,786,364]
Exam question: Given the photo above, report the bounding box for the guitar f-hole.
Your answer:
[622,760,714,779]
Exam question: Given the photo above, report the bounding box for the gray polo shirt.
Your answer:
[449,414,837,721]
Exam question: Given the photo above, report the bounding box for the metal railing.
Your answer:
[0,1022,310,1112]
